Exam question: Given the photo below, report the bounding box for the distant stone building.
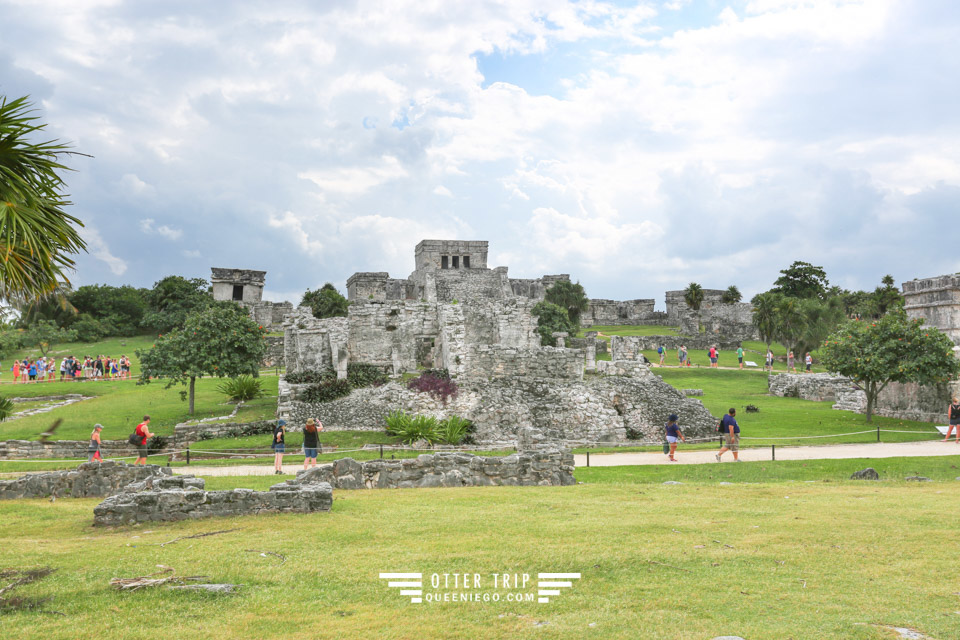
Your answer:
[903,273,960,345]
[210,268,292,333]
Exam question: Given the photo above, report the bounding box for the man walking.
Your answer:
[133,415,153,465]
[716,408,740,462]
[737,345,744,370]
[658,345,665,366]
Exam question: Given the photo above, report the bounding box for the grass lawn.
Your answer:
[1,468,959,639]
[578,324,680,337]
[2,334,156,378]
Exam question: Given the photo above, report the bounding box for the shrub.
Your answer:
[0,396,14,422]
[301,379,352,403]
[408,372,458,404]
[437,415,474,445]
[217,375,265,402]
[422,368,450,380]
[384,409,411,434]
[240,421,274,437]
[384,410,439,445]
[146,435,168,454]
[285,369,335,385]
[347,363,388,388]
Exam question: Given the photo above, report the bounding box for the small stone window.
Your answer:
[452,256,460,269]
[232,285,244,301]
[463,255,470,268]
[441,255,448,269]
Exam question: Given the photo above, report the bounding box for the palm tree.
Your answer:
[721,285,742,304]
[545,280,589,328]
[751,292,780,352]
[0,96,87,303]
[683,282,705,333]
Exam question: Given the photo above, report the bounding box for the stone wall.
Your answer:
[172,420,275,445]
[610,335,742,361]
[283,312,349,376]
[509,274,570,300]
[678,303,759,341]
[461,345,584,382]
[903,273,960,345]
[277,449,575,490]
[0,439,144,460]
[263,336,285,367]
[0,462,170,500]
[247,301,294,331]
[93,482,333,526]
[347,302,440,373]
[583,299,665,327]
[768,373,960,423]
[346,272,417,302]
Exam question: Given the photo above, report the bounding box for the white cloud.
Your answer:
[83,226,127,275]
[117,173,155,197]
[139,218,183,241]
[432,185,453,197]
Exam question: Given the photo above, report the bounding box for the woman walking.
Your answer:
[12,359,19,384]
[88,424,104,462]
[302,418,324,469]
[272,419,286,474]
[664,414,686,462]
[945,397,960,443]
[787,351,796,373]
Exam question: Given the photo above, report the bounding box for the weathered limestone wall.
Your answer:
[172,420,275,445]
[211,268,265,303]
[508,274,570,300]
[263,336,285,367]
[247,301,293,330]
[0,462,170,500]
[278,449,575,490]
[0,439,143,460]
[433,268,511,303]
[461,345,584,382]
[346,272,416,302]
[415,239,489,271]
[903,273,960,345]
[583,299,664,327]
[461,298,540,351]
[93,483,333,526]
[768,373,960,423]
[678,303,758,341]
[347,302,440,373]
[283,312,349,376]
[665,289,726,321]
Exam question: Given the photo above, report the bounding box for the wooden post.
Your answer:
[772,444,775,461]
[586,451,590,467]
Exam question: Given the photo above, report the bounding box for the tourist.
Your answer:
[787,351,796,373]
[945,397,960,443]
[664,414,685,462]
[804,352,812,372]
[677,345,685,366]
[12,359,19,384]
[95,356,104,379]
[47,358,55,381]
[133,415,153,465]
[684,346,691,367]
[88,424,104,462]
[737,345,744,370]
[658,345,665,366]
[28,360,37,382]
[716,408,740,462]
[110,358,119,379]
[765,348,774,372]
[272,419,286,474]
[303,418,324,469]
[709,345,718,368]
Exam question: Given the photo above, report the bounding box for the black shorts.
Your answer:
[136,444,148,457]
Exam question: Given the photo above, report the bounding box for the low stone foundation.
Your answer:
[277,449,576,490]
[0,439,144,460]
[93,483,333,526]
[0,462,170,500]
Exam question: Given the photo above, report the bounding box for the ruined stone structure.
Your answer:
[0,462,170,500]
[582,299,667,327]
[211,267,293,334]
[903,273,960,345]
[276,449,576,490]
[768,373,960,423]
[93,482,333,526]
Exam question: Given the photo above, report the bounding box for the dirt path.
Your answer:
[170,440,960,476]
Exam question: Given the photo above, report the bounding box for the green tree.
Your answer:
[820,311,960,422]
[20,319,77,356]
[143,275,211,333]
[531,301,575,347]
[751,291,781,351]
[301,283,349,319]
[872,274,903,316]
[771,296,806,357]
[683,282,705,332]
[721,285,742,304]
[544,280,589,328]
[0,96,87,303]
[772,261,829,300]
[69,284,149,336]
[137,305,267,414]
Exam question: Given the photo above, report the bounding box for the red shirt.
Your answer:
[135,422,149,445]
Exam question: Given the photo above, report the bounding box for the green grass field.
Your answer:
[1,461,959,639]
[3,334,156,379]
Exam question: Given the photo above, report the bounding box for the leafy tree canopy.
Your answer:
[820,311,960,422]
[683,282,705,310]
[772,261,829,299]
[137,304,267,414]
[142,275,211,333]
[0,96,87,303]
[531,301,576,347]
[19,319,77,356]
[544,280,589,328]
[301,283,349,319]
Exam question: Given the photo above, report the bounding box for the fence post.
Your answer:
[586,451,590,468]
[877,424,880,442]
[771,444,775,461]
[186,446,190,466]
[380,444,383,459]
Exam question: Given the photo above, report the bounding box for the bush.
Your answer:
[408,372,458,404]
[437,415,474,445]
[301,379,352,403]
[346,363,388,388]
[217,375,265,402]
[385,411,439,444]
[240,421,274,437]
[0,396,14,422]
[146,435,168,455]
[70,314,113,343]
[285,369,335,385]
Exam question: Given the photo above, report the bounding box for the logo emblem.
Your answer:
[536,573,580,603]
[379,572,423,603]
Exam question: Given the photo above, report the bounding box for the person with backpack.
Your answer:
[88,424,104,462]
[131,415,153,465]
[302,418,324,470]
[737,345,744,370]
[945,397,960,443]
[715,408,741,462]
[664,414,686,462]
[657,345,665,366]
[709,346,718,368]
[272,419,287,474]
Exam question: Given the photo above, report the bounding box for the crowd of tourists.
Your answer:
[7,355,132,383]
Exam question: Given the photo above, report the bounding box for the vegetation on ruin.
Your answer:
[531,301,576,346]
[1,469,959,639]
[385,410,475,445]
[0,96,88,303]
[543,279,589,327]
[300,282,349,319]
[216,374,265,402]
[407,369,458,403]
[819,311,960,422]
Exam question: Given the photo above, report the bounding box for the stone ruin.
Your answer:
[279,239,718,445]
[211,267,293,332]
[0,461,171,500]
[903,273,960,347]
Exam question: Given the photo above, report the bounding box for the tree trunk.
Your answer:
[865,380,875,423]
[189,376,196,415]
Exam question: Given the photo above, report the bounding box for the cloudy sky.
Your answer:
[2,0,958,306]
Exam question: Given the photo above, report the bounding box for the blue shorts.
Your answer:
[273,444,285,453]
[303,447,318,458]
[666,436,679,444]
[710,357,717,363]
